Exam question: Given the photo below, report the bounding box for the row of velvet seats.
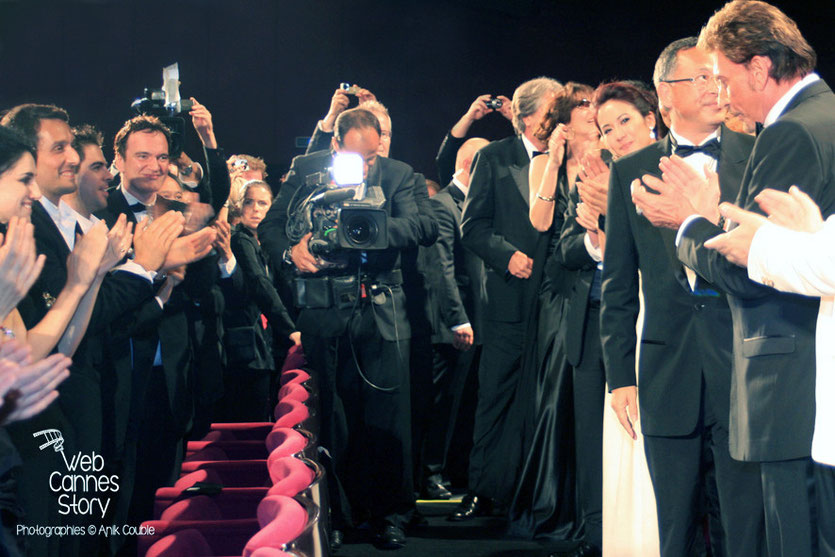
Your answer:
[139,347,330,556]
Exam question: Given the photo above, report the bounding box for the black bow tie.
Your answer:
[531,150,548,159]
[674,139,720,159]
[128,202,149,212]
[755,122,764,136]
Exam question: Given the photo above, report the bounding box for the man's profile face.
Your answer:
[713,51,760,122]
[116,130,170,198]
[77,144,112,212]
[372,112,392,157]
[35,118,80,202]
[334,127,381,179]
[667,48,726,127]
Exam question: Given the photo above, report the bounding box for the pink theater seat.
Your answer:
[265,427,310,459]
[266,457,315,494]
[160,496,223,522]
[179,460,270,487]
[279,369,310,387]
[273,399,311,429]
[183,446,228,463]
[243,496,308,557]
[138,518,259,557]
[280,345,306,373]
[207,422,273,441]
[276,382,310,405]
[186,440,268,460]
[146,529,213,557]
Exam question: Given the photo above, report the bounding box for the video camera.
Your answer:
[286,153,388,263]
[130,63,191,156]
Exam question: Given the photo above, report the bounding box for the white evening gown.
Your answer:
[601,282,660,557]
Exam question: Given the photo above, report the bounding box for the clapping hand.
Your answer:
[97,214,134,278]
[577,151,610,216]
[632,155,720,229]
[0,340,70,425]
[66,220,108,288]
[0,217,45,321]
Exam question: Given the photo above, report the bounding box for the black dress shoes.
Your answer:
[421,475,453,499]
[375,524,406,549]
[447,492,493,521]
[549,541,602,557]
[330,529,343,552]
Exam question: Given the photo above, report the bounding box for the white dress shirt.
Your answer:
[39,197,79,250]
[748,219,835,466]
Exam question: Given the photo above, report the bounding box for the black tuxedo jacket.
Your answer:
[461,135,543,324]
[258,149,421,340]
[601,126,754,437]
[435,131,466,187]
[424,183,486,344]
[558,187,599,367]
[677,79,835,461]
[98,190,197,440]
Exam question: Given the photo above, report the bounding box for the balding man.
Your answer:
[420,137,489,498]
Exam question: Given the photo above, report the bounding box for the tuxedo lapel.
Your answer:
[718,125,752,203]
[31,201,71,258]
[509,137,531,207]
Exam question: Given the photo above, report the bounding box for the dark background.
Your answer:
[0,0,832,186]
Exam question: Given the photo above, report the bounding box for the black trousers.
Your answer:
[303,303,413,530]
[759,458,816,557]
[817,462,835,557]
[572,305,604,549]
[643,378,765,557]
[468,319,525,503]
[420,342,478,481]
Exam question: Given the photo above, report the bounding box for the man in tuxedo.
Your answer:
[633,3,835,555]
[420,137,488,499]
[601,38,764,557]
[450,76,561,520]
[259,108,421,549]
[0,105,171,557]
[701,188,835,555]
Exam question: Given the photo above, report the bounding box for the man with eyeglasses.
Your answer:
[600,37,765,557]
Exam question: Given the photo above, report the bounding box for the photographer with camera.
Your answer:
[259,107,422,550]
[435,93,512,186]
[305,84,378,155]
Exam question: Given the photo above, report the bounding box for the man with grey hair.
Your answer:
[449,76,560,521]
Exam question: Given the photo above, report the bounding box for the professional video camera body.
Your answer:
[130,63,192,156]
[286,153,389,265]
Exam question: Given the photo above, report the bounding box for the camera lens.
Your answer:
[345,214,378,246]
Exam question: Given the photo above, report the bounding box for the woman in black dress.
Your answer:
[220,180,300,421]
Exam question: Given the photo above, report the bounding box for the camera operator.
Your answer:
[259,107,422,550]
[435,94,513,186]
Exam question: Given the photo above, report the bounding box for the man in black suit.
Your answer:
[259,108,421,549]
[420,137,488,498]
[601,38,764,557]
[450,76,561,520]
[633,4,835,555]
[0,105,168,557]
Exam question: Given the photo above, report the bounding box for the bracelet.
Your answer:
[536,193,556,202]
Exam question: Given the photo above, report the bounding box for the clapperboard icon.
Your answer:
[33,428,71,469]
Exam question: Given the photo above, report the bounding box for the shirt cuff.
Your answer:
[112,261,157,283]
[675,214,703,247]
[451,323,471,332]
[584,232,603,262]
[747,222,776,285]
[218,255,237,278]
[154,296,164,309]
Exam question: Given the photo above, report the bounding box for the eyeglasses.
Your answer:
[661,74,720,91]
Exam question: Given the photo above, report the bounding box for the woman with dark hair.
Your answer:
[508,82,601,543]
[559,80,664,557]
[221,180,300,421]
